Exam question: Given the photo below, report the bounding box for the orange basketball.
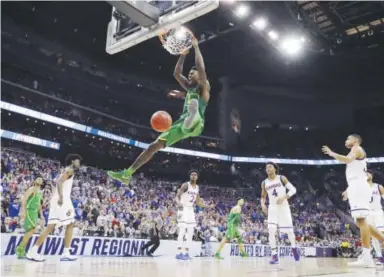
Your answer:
[150,111,172,132]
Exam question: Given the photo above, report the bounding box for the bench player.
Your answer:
[261,162,300,264]
[108,38,210,185]
[26,154,82,262]
[323,134,384,267]
[175,170,206,260]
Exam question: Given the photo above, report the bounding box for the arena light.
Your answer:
[268,30,279,40]
[234,4,249,18]
[252,17,267,30]
[280,37,303,56]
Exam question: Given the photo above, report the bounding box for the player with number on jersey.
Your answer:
[342,169,384,265]
[261,162,300,264]
[323,134,384,268]
[26,154,82,262]
[367,170,384,265]
[175,169,207,260]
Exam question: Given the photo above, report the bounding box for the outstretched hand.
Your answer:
[322,145,335,157]
[181,49,189,56]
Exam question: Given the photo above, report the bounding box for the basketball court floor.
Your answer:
[1,256,384,277]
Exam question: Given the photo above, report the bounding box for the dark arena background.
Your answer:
[1,1,384,277]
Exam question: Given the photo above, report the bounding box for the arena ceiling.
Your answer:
[2,1,384,89]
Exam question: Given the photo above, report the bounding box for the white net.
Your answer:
[159,27,194,55]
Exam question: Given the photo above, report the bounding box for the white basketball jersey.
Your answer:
[264,175,288,206]
[52,168,74,199]
[370,183,382,211]
[180,182,199,207]
[346,147,367,183]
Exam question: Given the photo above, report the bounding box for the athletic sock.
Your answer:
[29,245,38,255]
[124,168,135,176]
[63,248,70,256]
[372,239,382,258]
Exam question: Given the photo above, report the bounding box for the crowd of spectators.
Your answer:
[1,148,358,248]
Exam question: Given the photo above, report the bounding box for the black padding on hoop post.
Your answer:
[107,1,160,28]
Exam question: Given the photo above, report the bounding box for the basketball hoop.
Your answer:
[159,27,195,55]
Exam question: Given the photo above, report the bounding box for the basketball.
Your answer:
[151,111,172,132]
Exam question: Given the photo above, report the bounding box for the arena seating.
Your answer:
[1,149,357,247]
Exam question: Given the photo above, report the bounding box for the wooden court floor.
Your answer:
[1,256,384,277]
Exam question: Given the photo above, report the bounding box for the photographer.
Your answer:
[140,213,163,257]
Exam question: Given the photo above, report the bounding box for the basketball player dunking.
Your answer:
[323,134,384,267]
[175,170,207,260]
[108,38,210,184]
[261,162,300,264]
[26,154,82,262]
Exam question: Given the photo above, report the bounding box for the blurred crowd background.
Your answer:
[1,148,366,248]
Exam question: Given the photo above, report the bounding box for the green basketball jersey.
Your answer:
[227,211,241,228]
[182,87,207,118]
[26,190,42,211]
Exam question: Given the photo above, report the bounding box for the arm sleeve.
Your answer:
[285,182,297,198]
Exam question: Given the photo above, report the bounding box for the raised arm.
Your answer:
[322,145,363,164]
[192,39,210,102]
[173,52,190,91]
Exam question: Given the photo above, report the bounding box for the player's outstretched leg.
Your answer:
[238,242,248,257]
[16,227,36,259]
[215,237,227,259]
[108,140,165,184]
[26,224,56,262]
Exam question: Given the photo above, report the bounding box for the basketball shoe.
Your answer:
[107,168,133,184]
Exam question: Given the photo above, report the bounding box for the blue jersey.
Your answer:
[8,202,20,217]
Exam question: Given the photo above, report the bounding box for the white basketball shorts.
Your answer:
[267,204,293,233]
[48,197,75,226]
[347,179,371,219]
[177,206,196,228]
[367,210,384,231]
